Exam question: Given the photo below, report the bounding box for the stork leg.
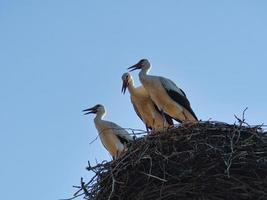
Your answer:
[150,118,156,134]
[184,112,189,121]
[167,123,174,131]
[115,150,120,159]
[161,110,167,131]
[183,111,194,123]
[145,124,150,134]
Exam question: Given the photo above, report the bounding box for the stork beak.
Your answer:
[127,63,141,72]
[82,107,96,115]
[121,79,128,94]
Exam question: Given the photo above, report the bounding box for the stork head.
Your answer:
[121,72,133,94]
[83,104,105,115]
[127,59,151,72]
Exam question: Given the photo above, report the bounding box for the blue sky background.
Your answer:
[0,1,266,200]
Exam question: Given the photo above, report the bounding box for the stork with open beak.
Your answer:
[121,72,173,132]
[127,59,198,123]
[83,104,134,159]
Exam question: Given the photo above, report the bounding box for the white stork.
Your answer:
[128,59,198,123]
[121,72,173,132]
[83,104,134,159]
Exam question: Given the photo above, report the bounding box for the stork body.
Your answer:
[128,59,198,122]
[83,104,133,158]
[121,73,173,131]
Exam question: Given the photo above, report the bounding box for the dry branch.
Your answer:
[72,121,267,200]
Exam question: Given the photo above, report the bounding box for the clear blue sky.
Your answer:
[0,1,266,200]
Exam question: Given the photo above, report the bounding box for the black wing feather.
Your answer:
[160,77,198,121]
[117,135,130,145]
[179,88,187,97]
[168,90,198,120]
[164,113,176,125]
[153,104,175,125]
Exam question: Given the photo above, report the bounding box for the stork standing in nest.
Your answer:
[83,104,134,159]
[121,72,173,132]
[128,59,198,123]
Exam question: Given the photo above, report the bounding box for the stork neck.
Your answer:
[139,67,150,78]
[94,110,106,122]
[139,67,150,83]
[127,81,136,94]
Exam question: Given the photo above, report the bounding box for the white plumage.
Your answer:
[128,59,198,123]
[83,104,133,159]
[121,72,173,132]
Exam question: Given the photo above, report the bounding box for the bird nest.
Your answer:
[70,120,267,200]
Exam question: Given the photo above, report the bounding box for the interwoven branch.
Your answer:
[69,121,267,200]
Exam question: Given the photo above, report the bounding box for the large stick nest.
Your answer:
[73,121,267,200]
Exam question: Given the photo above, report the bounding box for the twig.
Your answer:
[69,120,267,200]
[81,178,90,197]
[140,172,167,182]
[89,135,99,145]
[234,107,248,126]
[108,173,116,200]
